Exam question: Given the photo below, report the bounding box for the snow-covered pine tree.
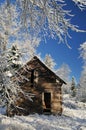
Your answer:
[0,2,39,115]
[0,3,23,113]
[44,54,56,70]
[56,64,71,94]
[0,49,19,112]
[0,40,33,116]
[0,46,34,115]
[7,45,22,71]
[70,77,76,97]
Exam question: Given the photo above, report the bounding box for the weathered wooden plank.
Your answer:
[7,56,65,116]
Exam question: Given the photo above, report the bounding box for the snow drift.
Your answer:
[0,94,86,130]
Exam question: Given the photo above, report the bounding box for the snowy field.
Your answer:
[0,94,86,130]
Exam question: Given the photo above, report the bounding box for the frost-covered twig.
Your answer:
[72,0,86,10]
[2,0,85,46]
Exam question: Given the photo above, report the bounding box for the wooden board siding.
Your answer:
[7,56,66,116]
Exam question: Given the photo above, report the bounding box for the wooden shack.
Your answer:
[7,56,66,116]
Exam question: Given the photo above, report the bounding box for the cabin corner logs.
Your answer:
[7,56,66,116]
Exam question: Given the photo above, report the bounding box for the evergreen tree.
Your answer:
[0,45,32,115]
[76,42,86,102]
[7,45,22,71]
[71,77,76,97]
[44,54,56,70]
[56,63,71,94]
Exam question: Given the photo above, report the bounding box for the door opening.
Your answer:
[43,92,51,113]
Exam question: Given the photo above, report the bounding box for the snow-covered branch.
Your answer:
[1,0,85,46]
[72,0,86,10]
[0,45,33,115]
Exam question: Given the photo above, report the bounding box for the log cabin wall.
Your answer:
[7,56,65,116]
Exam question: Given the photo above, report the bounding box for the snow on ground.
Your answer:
[0,94,86,130]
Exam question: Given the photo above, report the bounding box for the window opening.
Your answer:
[31,69,34,86]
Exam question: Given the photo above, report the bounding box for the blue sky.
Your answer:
[37,0,86,83]
[0,0,86,83]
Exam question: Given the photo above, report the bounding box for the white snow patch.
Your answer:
[0,94,86,130]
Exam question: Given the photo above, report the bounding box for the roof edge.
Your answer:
[32,56,67,85]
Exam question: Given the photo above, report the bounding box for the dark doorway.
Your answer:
[43,92,51,113]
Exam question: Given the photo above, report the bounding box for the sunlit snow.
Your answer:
[0,94,86,130]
